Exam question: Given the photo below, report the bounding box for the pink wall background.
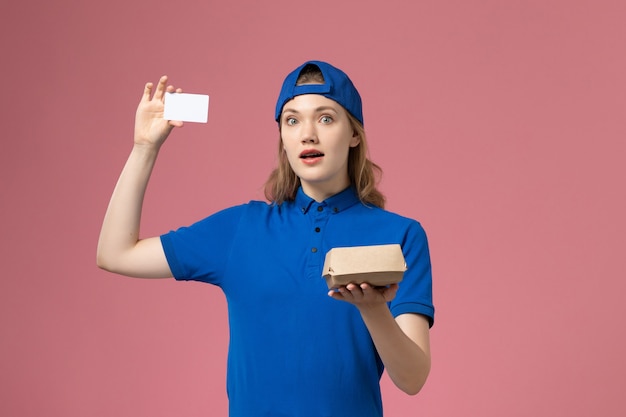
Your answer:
[1,1,625,416]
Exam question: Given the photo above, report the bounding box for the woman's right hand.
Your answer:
[134,75,183,147]
[97,75,181,278]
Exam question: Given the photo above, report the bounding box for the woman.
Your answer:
[97,60,434,417]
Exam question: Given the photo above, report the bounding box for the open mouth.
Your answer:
[300,150,325,159]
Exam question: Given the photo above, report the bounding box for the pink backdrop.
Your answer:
[2,1,625,416]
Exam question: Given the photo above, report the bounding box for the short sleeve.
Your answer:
[390,221,435,327]
[160,205,246,286]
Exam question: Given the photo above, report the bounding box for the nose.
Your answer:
[301,122,318,144]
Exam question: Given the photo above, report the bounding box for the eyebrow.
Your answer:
[282,106,339,114]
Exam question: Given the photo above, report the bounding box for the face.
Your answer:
[280,94,360,201]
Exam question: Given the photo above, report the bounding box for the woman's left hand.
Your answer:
[328,282,399,308]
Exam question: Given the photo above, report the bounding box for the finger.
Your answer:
[337,286,354,299]
[346,283,363,296]
[343,283,365,301]
[384,283,399,294]
[328,289,343,300]
[165,86,182,94]
[153,75,169,100]
[379,283,399,301]
[328,287,349,300]
[360,283,375,297]
[142,82,154,102]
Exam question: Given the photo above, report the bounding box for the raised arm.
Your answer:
[96,76,182,278]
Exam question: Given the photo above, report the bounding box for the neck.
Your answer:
[301,181,350,203]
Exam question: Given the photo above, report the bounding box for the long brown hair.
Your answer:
[264,66,385,208]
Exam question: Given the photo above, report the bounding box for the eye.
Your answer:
[320,115,333,124]
[284,117,297,126]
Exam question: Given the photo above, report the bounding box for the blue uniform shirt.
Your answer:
[161,186,434,417]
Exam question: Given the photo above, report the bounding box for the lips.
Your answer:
[299,149,325,159]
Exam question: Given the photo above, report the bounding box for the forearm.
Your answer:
[358,305,431,395]
[96,144,160,271]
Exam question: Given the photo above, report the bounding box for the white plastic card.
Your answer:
[164,92,209,123]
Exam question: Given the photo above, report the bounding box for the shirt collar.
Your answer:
[295,186,361,215]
